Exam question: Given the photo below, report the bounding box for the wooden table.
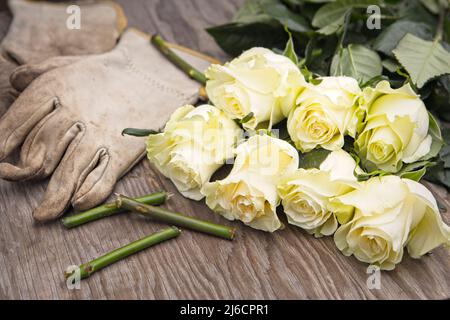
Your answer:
[0,0,449,300]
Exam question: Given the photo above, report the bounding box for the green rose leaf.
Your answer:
[330,44,383,84]
[281,0,303,6]
[262,2,310,33]
[393,33,450,88]
[351,156,434,183]
[382,59,400,73]
[425,128,450,189]
[207,0,311,56]
[349,153,387,181]
[316,10,349,35]
[398,0,437,27]
[287,0,334,4]
[312,0,382,34]
[398,160,436,181]
[207,22,287,56]
[298,148,331,169]
[233,0,277,24]
[419,0,447,14]
[373,20,433,57]
[234,0,310,33]
[400,168,427,181]
[283,27,299,65]
[239,112,255,124]
[427,75,450,121]
[444,11,450,43]
[422,112,444,160]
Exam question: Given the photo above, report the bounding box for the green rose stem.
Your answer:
[151,34,207,86]
[64,227,181,280]
[61,192,170,228]
[115,194,236,240]
[434,7,448,42]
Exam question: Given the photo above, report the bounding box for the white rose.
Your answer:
[201,134,299,232]
[277,149,359,237]
[205,47,305,130]
[287,76,362,152]
[332,175,450,270]
[147,104,242,200]
[355,81,432,173]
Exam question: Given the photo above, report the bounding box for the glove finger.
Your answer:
[0,87,18,118]
[0,82,56,161]
[10,56,86,92]
[71,150,113,211]
[33,137,108,222]
[0,55,19,116]
[72,144,146,211]
[0,109,82,181]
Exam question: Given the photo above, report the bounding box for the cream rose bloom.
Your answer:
[278,149,360,237]
[332,175,450,270]
[205,47,305,130]
[355,81,432,173]
[287,76,362,152]
[147,104,242,200]
[201,134,299,232]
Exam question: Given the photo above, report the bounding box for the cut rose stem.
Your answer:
[61,192,169,228]
[151,34,207,86]
[115,194,236,240]
[64,226,181,280]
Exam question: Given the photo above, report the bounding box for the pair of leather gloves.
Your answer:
[0,0,212,221]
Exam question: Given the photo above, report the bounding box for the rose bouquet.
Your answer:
[138,1,450,271]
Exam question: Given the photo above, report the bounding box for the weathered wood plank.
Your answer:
[0,0,449,300]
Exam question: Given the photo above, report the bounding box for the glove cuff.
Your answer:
[3,0,127,64]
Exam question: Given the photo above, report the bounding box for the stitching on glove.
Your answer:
[2,96,57,157]
[121,49,193,102]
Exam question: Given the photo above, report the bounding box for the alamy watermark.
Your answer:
[65,265,81,290]
[66,5,81,30]
[366,265,381,290]
[366,5,382,30]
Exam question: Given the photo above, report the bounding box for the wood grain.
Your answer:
[0,0,449,300]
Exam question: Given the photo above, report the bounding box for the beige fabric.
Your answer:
[0,29,211,221]
[0,0,126,116]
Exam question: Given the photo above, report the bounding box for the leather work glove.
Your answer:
[0,0,127,115]
[0,55,18,115]
[0,29,213,221]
